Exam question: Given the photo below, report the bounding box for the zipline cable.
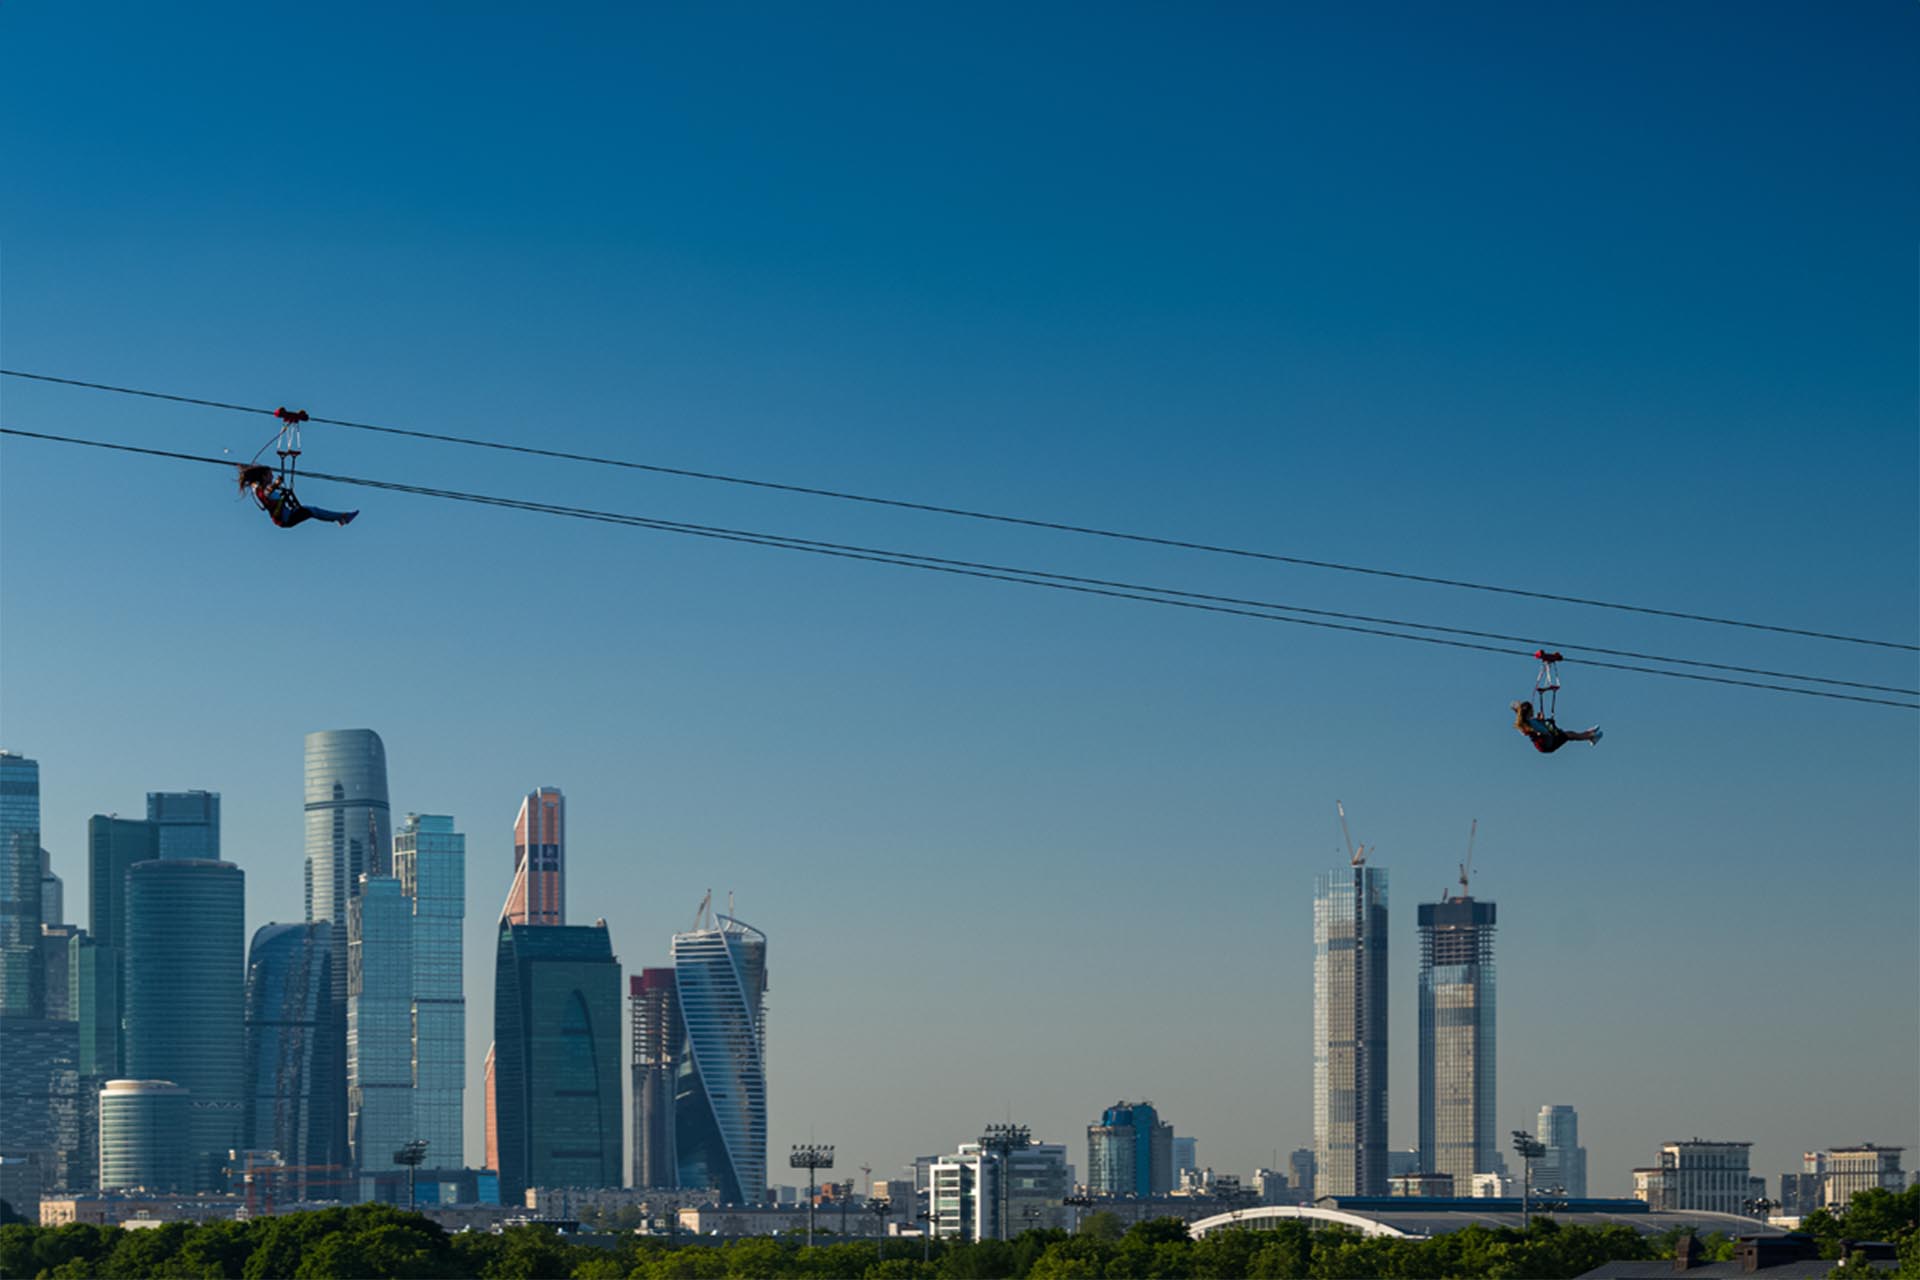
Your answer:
[7,368,1914,654]
[6,424,1914,712]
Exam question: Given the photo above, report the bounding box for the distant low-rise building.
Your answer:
[39,1192,243,1226]
[1632,1140,1753,1215]
[679,1202,890,1237]
[1389,1171,1456,1198]
[1821,1146,1903,1210]
[931,1139,1069,1240]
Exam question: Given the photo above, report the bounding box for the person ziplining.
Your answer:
[238,407,357,528]
[1512,650,1602,753]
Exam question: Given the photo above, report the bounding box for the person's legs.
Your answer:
[300,505,358,526]
[274,505,313,528]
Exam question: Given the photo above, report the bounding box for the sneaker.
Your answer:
[1586,727,1602,744]
[339,511,359,526]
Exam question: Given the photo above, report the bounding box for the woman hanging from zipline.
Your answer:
[1512,651,1602,753]
[237,407,357,528]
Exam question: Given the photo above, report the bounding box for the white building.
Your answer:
[1820,1145,1904,1210]
[930,1140,1070,1240]
[1633,1139,1753,1215]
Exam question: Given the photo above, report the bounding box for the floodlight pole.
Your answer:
[1511,1131,1546,1229]
[980,1124,1031,1242]
[790,1144,834,1248]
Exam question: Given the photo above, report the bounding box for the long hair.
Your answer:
[237,463,275,492]
[1513,699,1534,730]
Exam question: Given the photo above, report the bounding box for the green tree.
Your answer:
[1077,1214,1124,1242]
[101,1221,193,1278]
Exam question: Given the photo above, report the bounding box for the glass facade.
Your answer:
[146,791,221,860]
[305,730,391,997]
[1088,1101,1172,1196]
[0,1016,82,1192]
[244,922,337,1198]
[123,858,245,1192]
[394,814,465,1173]
[1314,865,1388,1197]
[348,876,413,1197]
[98,1079,191,1192]
[504,788,565,927]
[39,850,63,929]
[630,968,679,1189]
[672,913,767,1205]
[1417,896,1496,1191]
[493,921,622,1205]
[1,751,44,1017]
[1535,1104,1587,1197]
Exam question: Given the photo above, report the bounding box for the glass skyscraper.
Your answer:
[83,816,161,1081]
[98,1079,191,1192]
[1,750,44,1017]
[1088,1100,1172,1196]
[630,967,679,1189]
[394,814,464,1173]
[305,730,391,992]
[146,791,221,860]
[1314,864,1388,1197]
[244,922,337,1198]
[1535,1104,1587,1197]
[123,858,245,1192]
[504,788,564,927]
[671,909,767,1205]
[347,876,413,1200]
[493,920,622,1205]
[1417,895,1496,1191]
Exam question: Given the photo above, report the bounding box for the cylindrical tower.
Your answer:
[99,1079,192,1191]
[124,858,245,1192]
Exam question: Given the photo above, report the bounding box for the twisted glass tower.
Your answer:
[244,922,336,1198]
[671,910,767,1205]
[1314,865,1388,1197]
[1418,895,1496,1192]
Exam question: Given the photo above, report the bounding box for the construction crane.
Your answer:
[1336,800,1368,867]
[1455,819,1478,900]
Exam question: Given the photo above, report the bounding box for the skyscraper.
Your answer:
[146,791,221,860]
[492,920,622,1205]
[486,787,564,1177]
[631,968,680,1189]
[98,1080,191,1193]
[1314,863,1388,1197]
[347,876,413,1200]
[1418,894,1497,1191]
[1088,1100,1173,1196]
[304,730,392,992]
[244,923,337,1199]
[0,751,44,1017]
[671,905,767,1205]
[393,814,464,1173]
[123,858,245,1192]
[1288,1148,1317,1203]
[504,788,564,927]
[1535,1105,1587,1197]
[38,850,63,929]
[304,729,390,1178]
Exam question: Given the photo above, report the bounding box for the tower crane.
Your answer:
[1336,800,1368,867]
[1457,818,1477,899]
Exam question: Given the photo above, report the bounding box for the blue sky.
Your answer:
[4,2,1915,1195]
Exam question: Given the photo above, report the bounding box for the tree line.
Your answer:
[1,1184,1914,1279]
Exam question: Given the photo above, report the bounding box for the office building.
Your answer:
[492,920,622,1205]
[671,905,767,1204]
[1289,1148,1317,1202]
[38,923,76,1021]
[0,1016,82,1195]
[347,876,413,1199]
[123,858,245,1192]
[305,730,391,993]
[393,814,465,1174]
[1314,863,1388,1196]
[1820,1145,1904,1210]
[631,967,679,1189]
[1632,1139,1753,1215]
[146,791,221,860]
[484,786,565,1176]
[1,751,44,1017]
[1779,1168,1822,1217]
[1172,1136,1199,1182]
[98,1080,191,1193]
[1088,1100,1172,1197]
[504,787,564,927]
[1417,894,1496,1191]
[71,932,119,1079]
[931,1138,1070,1239]
[38,851,63,930]
[1535,1105,1588,1198]
[243,922,337,1199]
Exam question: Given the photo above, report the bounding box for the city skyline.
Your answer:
[3,0,1915,1212]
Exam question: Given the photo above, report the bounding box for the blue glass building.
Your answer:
[0,751,44,1017]
[394,814,464,1174]
[1418,896,1497,1193]
[348,876,413,1199]
[244,922,337,1197]
[123,858,245,1192]
[671,910,767,1205]
[1314,864,1389,1197]
[493,921,622,1205]
[146,791,221,860]
[1088,1100,1172,1196]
